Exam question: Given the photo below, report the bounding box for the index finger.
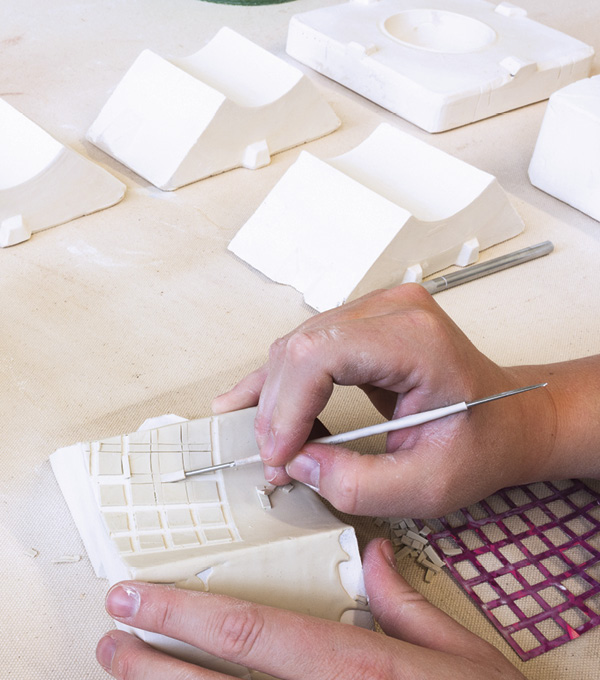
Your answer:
[104,582,388,679]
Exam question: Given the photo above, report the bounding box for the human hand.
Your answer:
[212,284,558,518]
[96,538,525,680]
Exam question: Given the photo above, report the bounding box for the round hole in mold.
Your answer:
[381,9,496,54]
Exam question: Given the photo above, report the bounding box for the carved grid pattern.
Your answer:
[87,420,240,555]
[424,480,600,660]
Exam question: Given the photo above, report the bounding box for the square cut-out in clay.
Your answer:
[515,595,544,618]
[185,451,213,471]
[188,481,221,504]
[100,485,127,507]
[50,407,370,679]
[205,527,234,543]
[139,534,166,551]
[129,452,152,475]
[135,511,162,531]
[98,452,123,476]
[172,531,201,547]
[194,506,225,525]
[167,509,194,528]
[490,604,520,627]
[131,484,156,506]
[103,512,130,533]
[287,0,594,132]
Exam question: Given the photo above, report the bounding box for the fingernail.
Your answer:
[261,432,276,462]
[381,540,398,569]
[263,464,279,483]
[106,584,141,619]
[96,635,116,671]
[286,453,320,491]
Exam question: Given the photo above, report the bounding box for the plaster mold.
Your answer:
[229,123,524,311]
[87,27,340,190]
[50,408,369,679]
[286,0,595,132]
[528,76,600,222]
[0,99,125,247]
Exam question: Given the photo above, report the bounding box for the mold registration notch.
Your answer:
[50,407,370,678]
[87,27,340,190]
[229,123,524,312]
[0,99,125,247]
[286,0,595,132]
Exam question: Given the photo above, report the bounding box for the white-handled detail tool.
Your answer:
[162,383,547,482]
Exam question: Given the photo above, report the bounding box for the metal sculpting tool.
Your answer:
[162,383,547,482]
[421,241,553,294]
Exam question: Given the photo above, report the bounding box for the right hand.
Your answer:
[213,285,566,518]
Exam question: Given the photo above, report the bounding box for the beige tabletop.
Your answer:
[1,0,599,677]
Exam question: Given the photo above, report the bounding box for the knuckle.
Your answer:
[154,597,182,635]
[330,466,361,515]
[213,606,266,662]
[284,330,324,365]
[113,646,145,680]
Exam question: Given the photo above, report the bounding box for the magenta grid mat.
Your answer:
[424,479,600,660]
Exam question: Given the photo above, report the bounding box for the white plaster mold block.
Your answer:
[529,76,600,222]
[0,99,125,247]
[286,0,595,132]
[229,123,524,312]
[87,27,340,190]
[50,407,370,678]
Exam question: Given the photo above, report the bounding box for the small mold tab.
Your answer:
[495,2,528,17]
[0,215,31,248]
[455,238,480,267]
[242,140,271,170]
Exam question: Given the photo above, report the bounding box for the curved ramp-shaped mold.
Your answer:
[529,76,600,222]
[286,0,594,133]
[50,407,370,679]
[229,123,524,311]
[0,99,125,247]
[87,27,340,190]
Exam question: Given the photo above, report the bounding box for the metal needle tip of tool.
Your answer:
[164,382,548,481]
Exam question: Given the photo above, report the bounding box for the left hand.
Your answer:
[96,538,524,680]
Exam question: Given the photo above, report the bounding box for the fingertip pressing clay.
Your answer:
[87,27,340,190]
[286,0,595,132]
[229,123,524,312]
[529,76,600,222]
[0,99,125,248]
[50,407,370,679]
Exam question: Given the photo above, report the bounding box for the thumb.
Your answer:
[363,539,498,663]
[285,443,425,516]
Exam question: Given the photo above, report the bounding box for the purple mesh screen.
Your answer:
[424,479,600,660]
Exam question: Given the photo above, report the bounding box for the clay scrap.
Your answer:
[229,123,524,312]
[87,27,340,190]
[50,407,370,678]
[286,0,594,132]
[529,75,600,222]
[0,99,125,248]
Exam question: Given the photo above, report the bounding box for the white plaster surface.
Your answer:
[87,27,340,190]
[229,123,524,311]
[50,408,368,678]
[286,0,595,132]
[528,76,600,222]
[2,2,600,680]
[0,99,125,246]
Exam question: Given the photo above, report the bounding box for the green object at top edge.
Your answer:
[199,0,296,5]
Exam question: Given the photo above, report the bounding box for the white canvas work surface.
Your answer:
[87,27,340,190]
[50,408,370,679]
[0,99,125,247]
[529,76,600,223]
[229,123,524,312]
[286,0,595,132]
